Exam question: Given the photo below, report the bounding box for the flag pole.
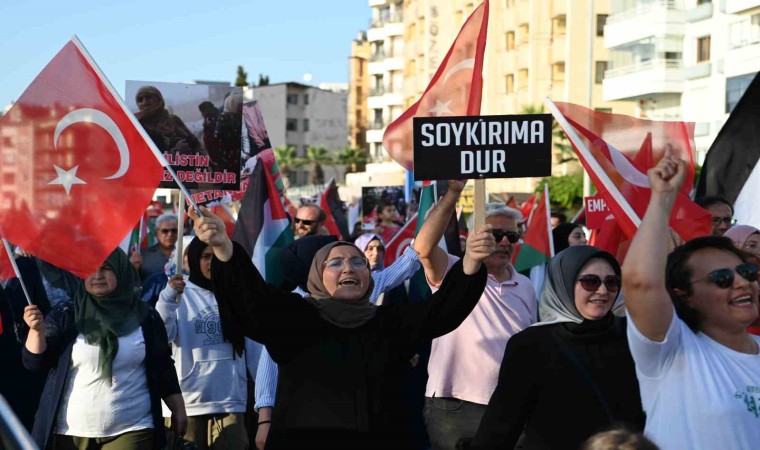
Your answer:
[473,179,486,230]
[1,239,33,306]
[175,191,186,304]
[544,98,642,228]
[544,183,555,257]
[70,35,203,217]
[137,215,145,251]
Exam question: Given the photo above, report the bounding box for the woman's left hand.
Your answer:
[171,405,188,437]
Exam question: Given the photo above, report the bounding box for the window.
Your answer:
[303,119,310,132]
[697,36,711,63]
[287,94,299,105]
[505,31,515,51]
[518,24,530,44]
[596,14,608,37]
[505,74,515,94]
[551,63,565,83]
[595,61,608,84]
[726,73,755,113]
[518,69,529,90]
[286,118,298,131]
[553,15,566,36]
[304,94,309,105]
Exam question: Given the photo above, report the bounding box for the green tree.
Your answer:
[536,174,584,213]
[255,74,270,87]
[273,145,302,187]
[521,104,577,165]
[336,146,368,173]
[305,146,333,185]
[235,65,248,87]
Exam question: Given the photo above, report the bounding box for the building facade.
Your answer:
[348,32,371,151]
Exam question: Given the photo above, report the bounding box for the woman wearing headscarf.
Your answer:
[22,248,186,450]
[468,246,644,450]
[354,233,408,306]
[213,91,243,170]
[189,207,492,450]
[724,225,760,258]
[552,222,588,254]
[135,86,202,157]
[156,237,259,450]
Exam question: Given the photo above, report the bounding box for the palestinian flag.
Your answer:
[232,149,293,286]
[696,71,760,228]
[514,184,553,272]
[319,177,349,240]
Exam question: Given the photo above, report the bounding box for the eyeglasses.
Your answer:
[711,216,736,227]
[294,217,317,226]
[159,228,178,234]
[690,263,759,289]
[576,274,621,292]
[491,230,521,244]
[323,256,369,271]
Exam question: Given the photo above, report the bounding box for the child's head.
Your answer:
[377,200,398,223]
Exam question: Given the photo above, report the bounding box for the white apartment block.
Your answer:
[367,0,406,162]
[603,0,760,162]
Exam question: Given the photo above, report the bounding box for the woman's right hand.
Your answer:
[168,275,186,293]
[255,423,270,450]
[23,305,44,332]
[647,146,686,198]
[188,206,233,262]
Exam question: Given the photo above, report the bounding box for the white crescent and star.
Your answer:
[428,100,454,115]
[49,108,130,195]
[427,58,476,117]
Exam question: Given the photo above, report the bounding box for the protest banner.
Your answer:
[413,114,553,181]
[126,81,243,193]
[584,195,612,230]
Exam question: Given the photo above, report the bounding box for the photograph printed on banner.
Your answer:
[125,81,242,191]
[361,186,407,244]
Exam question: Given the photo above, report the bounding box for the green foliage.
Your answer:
[521,104,577,165]
[336,146,368,173]
[256,74,270,86]
[306,146,334,185]
[536,174,584,211]
[235,66,248,87]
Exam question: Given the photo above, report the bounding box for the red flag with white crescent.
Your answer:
[0,38,164,278]
[382,1,489,171]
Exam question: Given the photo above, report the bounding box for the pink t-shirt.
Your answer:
[426,254,538,405]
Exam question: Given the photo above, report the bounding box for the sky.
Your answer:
[0,0,371,109]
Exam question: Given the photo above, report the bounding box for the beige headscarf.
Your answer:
[306,241,377,328]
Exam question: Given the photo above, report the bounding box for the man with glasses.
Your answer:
[695,196,735,237]
[293,204,326,238]
[130,213,179,279]
[414,181,538,450]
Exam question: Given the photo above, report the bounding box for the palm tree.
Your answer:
[273,145,301,187]
[305,146,334,186]
[336,146,368,174]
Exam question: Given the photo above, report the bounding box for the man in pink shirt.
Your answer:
[414,181,538,450]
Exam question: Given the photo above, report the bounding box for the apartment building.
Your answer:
[348,32,371,151]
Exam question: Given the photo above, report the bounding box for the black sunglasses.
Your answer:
[158,228,178,234]
[577,274,621,293]
[690,263,759,289]
[492,230,520,244]
[294,217,317,226]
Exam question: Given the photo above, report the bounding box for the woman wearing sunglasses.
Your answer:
[468,245,644,449]
[188,206,493,449]
[623,152,760,450]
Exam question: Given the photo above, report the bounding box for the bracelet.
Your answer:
[257,420,271,425]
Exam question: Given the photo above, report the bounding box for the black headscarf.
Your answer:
[187,237,244,356]
[74,248,149,383]
[552,223,583,254]
[279,235,338,292]
[535,245,621,326]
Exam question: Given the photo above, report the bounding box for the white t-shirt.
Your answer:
[55,328,154,437]
[628,309,760,450]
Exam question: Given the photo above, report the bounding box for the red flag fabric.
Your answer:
[519,194,537,222]
[318,178,344,240]
[382,0,489,170]
[513,185,553,271]
[0,39,164,278]
[384,214,418,267]
[0,246,14,281]
[552,102,712,244]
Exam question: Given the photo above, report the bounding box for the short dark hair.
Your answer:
[581,428,659,450]
[551,211,567,224]
[666,236,753,331]
[694,196,734,215]
[299,204,326,222]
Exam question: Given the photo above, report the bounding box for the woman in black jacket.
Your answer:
[469,246,644,449]
[190,207,493,450]
[22,248,186,450]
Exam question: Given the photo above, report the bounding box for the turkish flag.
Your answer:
[384,214,418,268]
[552,102,712,248]
[382,0,489,171]
[0,38,164,278]
[0,246,14,281]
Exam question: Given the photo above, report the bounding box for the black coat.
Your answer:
[22,304,181,450]
[470,315,645,450]
[212,242,488,450]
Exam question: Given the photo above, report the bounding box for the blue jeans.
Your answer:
[424,396,486,450]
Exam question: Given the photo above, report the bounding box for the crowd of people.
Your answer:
[1,152,759,450]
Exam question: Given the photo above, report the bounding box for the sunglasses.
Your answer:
[323,256,369,271]
[711,216,736,227]
[576,274,621,292]
[159,228,178,234]
[491,230,521,244]
[294,217,317,226]
[690,262,759,289]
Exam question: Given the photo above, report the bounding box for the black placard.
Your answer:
[413,114,553,181]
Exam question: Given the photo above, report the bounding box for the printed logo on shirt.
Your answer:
[734,385,760,419]
[193,305,224,345]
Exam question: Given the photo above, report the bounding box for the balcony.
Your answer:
[604,1,685,49]
[369,120,386,130]
[684,62,711,80]
[725,0,760,14]
[370,51,386,62]
[685,1,713,22]
[603,58,683,101]
[369,0,388,6]
[369,86,386,97]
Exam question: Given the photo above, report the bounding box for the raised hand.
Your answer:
[447,179,466,195]
[188,206,233,262]
[23,305,44,332]
[462,224,495,274]
[168,275,186,293]
[648,146,686,197]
